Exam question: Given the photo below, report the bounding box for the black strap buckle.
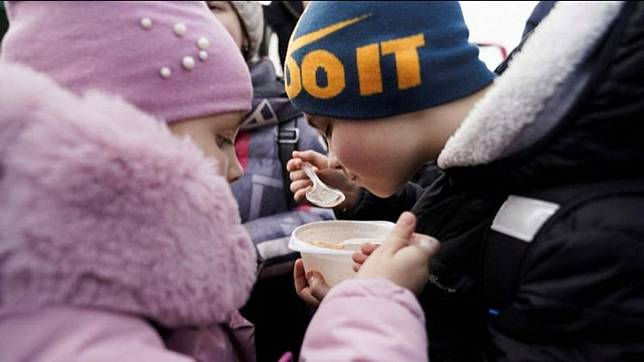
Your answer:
[278,127,300,144]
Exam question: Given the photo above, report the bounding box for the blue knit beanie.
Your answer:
[284,1,494,120]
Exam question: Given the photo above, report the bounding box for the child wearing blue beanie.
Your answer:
[285,1,493,198]
[289,1,644,362]
[287,1,494,360]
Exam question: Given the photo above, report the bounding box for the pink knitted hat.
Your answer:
[1,1,252,123]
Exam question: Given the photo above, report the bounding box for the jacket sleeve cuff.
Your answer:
[324,278,425,322]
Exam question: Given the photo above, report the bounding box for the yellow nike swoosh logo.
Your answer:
[288,13,372,54]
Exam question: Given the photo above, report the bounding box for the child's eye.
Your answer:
[323,125,333,139]
[216,135,233,148]
[208,1,227,12]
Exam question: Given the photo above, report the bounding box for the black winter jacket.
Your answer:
[339,2,644,361]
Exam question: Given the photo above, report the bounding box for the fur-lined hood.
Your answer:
[438,1,624,171]
[0,63,257,327]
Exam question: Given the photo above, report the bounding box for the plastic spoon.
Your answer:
[302,162,345,208]
[305,238,384,251]
[339,238,385,250]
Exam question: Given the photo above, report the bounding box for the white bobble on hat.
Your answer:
[174,23,187,37]
[197,37,210,50]
[182,56,195,70]
[140,16,218,76]
[140,17,152,29]
[160,67,172,78]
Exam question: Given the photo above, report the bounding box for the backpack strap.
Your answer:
[484,179,644,315]
[242,95,300,210]
[277,118,299,209]
[484,195,560,313]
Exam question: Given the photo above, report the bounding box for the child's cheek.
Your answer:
[333,139,370,173]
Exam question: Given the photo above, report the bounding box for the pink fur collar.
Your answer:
[0,62,256,327]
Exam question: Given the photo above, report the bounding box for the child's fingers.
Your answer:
[306,271,330,301]
[289,169,309,181]
[288,163,319,180]
[352,262,362,272]
[352,244,379,272]
[352,251,368,264]
[286,156,320,173]
[409,235,441,260]
[293,259,307,291]
[294,259,321,306]
[292,150,328,169]
[293,189,309,203]
[286,157,302,172]
[298,288,321,306]
[290,179,312,194]
[360,243,379,256]
[383,212,417,254]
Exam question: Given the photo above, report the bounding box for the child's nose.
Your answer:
[327,151,342,170]
[227,154,244,183]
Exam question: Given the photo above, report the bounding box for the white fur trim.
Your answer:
[438,1,623,169]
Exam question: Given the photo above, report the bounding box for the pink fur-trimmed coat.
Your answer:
[0,62,257,361]
[0,62,430,362]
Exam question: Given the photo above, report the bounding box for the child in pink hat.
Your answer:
[0,2,438,361]
[0,1,258,361]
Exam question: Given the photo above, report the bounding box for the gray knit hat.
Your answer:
[229,1,264,61]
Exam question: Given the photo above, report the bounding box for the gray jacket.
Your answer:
[231,59,334,268]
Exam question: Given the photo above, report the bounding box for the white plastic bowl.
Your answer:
[288,220,394,286]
